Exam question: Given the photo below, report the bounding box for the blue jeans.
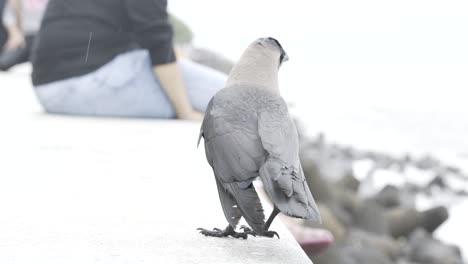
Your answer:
[34,49,226,118]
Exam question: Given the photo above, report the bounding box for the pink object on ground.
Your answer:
[287,223,334,255]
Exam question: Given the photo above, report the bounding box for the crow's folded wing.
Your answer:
[258,98,321,221]
[200,99,267,232]
[203,131,266,233]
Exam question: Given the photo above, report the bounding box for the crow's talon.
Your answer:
[197,228,223,237]
[240,226,257,237]
[240,225,252,232]
[197,226,249,239]
[264,230,280,239]
[231,232,248,239]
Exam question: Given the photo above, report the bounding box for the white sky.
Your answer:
[169,0,468,112]
[168,0,468,159]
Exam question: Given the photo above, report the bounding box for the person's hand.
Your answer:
[4,29,25,50]
[177,110,205,121]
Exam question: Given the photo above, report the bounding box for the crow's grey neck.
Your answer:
[226,48,280,94]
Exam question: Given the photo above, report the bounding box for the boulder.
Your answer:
[407,229,463,264]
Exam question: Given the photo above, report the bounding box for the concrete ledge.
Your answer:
[0,66,312,263]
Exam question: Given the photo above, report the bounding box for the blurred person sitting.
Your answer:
[0,0,48,71]
[0,0,7,48]
[31,0,226,120]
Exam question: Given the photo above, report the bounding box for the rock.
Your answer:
[396,259,420,264]
[343,244,395,264]
[300,138,354,183]
[301,157,335,203]
[352,199,389,235]
[446,166,461,175]
[184,47,234,75]
[420,206,449,233]
[336,174,361,193]
[304,203,347,241]
[386,208,421,238]
[347,229,403,260]
[301,156,355,226]
[334,190,359,219]
[415,155,440,170]
[312,239,394,264]
[311,243,355,264]
[296,131,465,263]
[385,206,448,238]
[407,229,463,264]
[375,185,402,208]
[427,174,447,189]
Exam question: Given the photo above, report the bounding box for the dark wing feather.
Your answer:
[200,96,266,230]
[207,132,263,182]
[214,178,243,228]
[258,98,321,221]
[222,181,265,233]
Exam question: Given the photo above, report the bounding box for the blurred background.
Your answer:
[169,0,468,263]
[170,0,468,158]
[1,0,467,263]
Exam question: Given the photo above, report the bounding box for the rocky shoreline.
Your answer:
[170,16,467,263]
[297,126,467,264]
[183,43,467,263]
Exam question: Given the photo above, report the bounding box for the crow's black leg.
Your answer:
[197,225,249,239]
[240,225,280,239]
[239,207,281,239]
[264,206,280,231]
[263,207,281,238]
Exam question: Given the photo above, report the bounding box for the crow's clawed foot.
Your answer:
[240,225,256,237]
[197,225,248,239]
[240,225,280,239]
[263,230,280,239]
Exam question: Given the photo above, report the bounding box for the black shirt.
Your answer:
[32,0,175,86]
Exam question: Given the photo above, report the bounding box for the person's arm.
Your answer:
[124,0,202,120]
[153,62,203,120]
[3,0,24,50]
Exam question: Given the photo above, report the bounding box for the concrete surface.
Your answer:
[0,65,312,264]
